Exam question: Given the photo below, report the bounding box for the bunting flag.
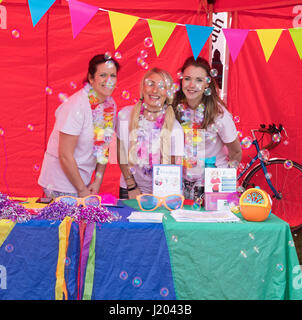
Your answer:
[288,28,302,59]
[222,28,249,62]
[108,11,139,50]
[28,0,56,27]
[256,29,283,62]
[147,19,177,56]
[186,24,214,60]
[68,0,99,39]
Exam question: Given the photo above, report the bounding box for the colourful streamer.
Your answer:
[83,223,96,300]
[55,217,72,300]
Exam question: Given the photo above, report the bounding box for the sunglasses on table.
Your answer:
[136,194,184,211]
[55,195,102,207]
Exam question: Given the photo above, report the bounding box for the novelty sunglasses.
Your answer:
[136,194,184,211]
[55,195,102,207]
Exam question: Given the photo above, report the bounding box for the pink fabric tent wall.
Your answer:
[0,0,301,199]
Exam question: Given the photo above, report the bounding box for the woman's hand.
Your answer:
[87,180,102,195]
[128,187,141,199]
[78,187,91,198]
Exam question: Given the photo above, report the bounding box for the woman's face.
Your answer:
[142,73,167,109]
[182,65,209,108]
[89,62,117,102]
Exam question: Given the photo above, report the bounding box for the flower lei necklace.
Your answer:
[177,102,205,169]
[135,102,167,175]
[84,83,116,165]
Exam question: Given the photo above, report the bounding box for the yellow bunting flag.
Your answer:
[0,220,16,248]
[108,11,139,50]
[55,217,72,300]
[256,29,283,62]
[147,19,177,56]
[289,28,302,59]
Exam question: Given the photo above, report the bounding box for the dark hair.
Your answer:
[172,56,226,129]
[84,54,120,84]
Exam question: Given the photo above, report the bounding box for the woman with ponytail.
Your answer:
[117,68,184,199]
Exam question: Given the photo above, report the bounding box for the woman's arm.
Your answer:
[58,132,90,197]
[87,163,106,195]
[117,137,141,199]
[225,137,242,166]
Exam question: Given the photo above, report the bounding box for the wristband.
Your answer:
[127,183,138,191]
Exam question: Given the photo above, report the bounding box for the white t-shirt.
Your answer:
[116,105,184,194]
[38,88,116,193]
[204,106,238,167]
[183,106,238,182]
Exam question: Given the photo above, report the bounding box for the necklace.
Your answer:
[84,83,116,165]
[135,102,167,175]
[177,102,205,170]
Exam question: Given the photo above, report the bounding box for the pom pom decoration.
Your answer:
[0,192,122,224]
[239,187,272,222]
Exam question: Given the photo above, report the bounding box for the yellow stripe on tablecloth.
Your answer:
[0,220,16,247]
[55,216,72,300]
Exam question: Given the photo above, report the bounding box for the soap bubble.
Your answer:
[70,81,77,89]
[234,116,240,123]
[65,257,71,266]
[132,277,142,288]
[5,244,14,253]
[258,149,270,162]
[210,68,218,77]
[0,128,4,136]
[284,160,293,169]
[140,50,148,59]
[204,88,212,96]
[241,136,253,149]
[11,29,20,39]
[177,71,183,80]
[272,133,281,143]
[45,86,53,95]
[114,51,122,60]
[58,93,68,103]
[144,37,153,48]
[104,51,112,60]
[119,271,128,280]
[27,124,34,131]
[276,263,284,272]
[265,172,272,179]
[121,90,130,100]
[171,235,178,243]
[160,288,169,297]
[205,76,211,84]
[33,164,40,172]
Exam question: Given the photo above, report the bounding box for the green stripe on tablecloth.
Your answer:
[163,212,302,300]
[83,224,96,300]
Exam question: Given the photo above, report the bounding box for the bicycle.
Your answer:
[237,123,302,232]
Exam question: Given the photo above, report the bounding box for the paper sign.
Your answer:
[152,165,182,197]
[204,168,236,193]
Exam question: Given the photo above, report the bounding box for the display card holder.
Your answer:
[152,165,183,197]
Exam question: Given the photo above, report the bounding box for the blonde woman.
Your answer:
[116,68,184,199]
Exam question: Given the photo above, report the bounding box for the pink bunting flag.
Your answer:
[68,0,99,39]
[222,29,249,62]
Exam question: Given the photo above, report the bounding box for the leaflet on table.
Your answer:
[152,165,182,197]
[204,168,237,193]
[170,208,240,223]
[127,211,164,223]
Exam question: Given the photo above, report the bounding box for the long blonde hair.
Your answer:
[129,68,175,166]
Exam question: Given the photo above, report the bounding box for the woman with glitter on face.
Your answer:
[38,54,120,199]
[116,68,184,199]
[172,56,242,200]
